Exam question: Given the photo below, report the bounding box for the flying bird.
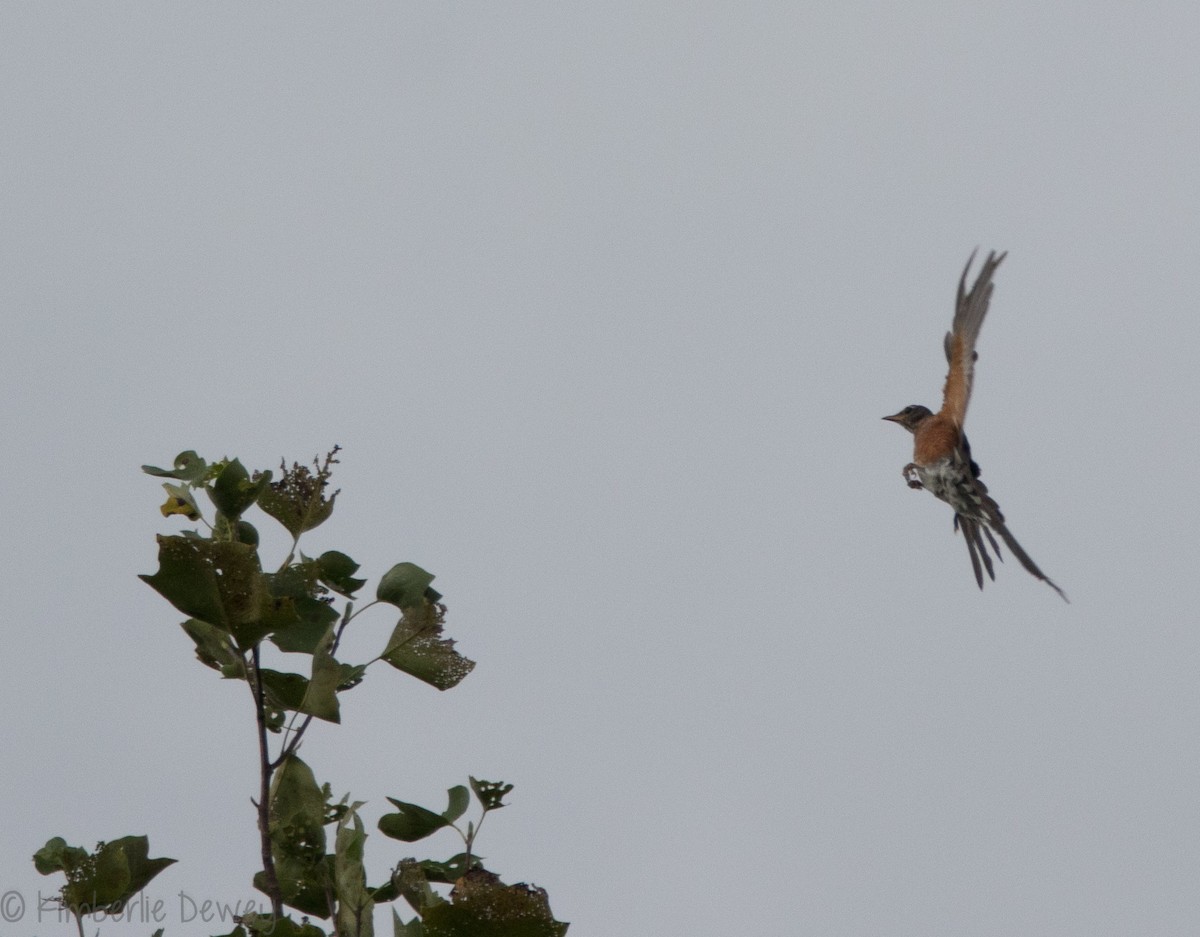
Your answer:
[883,251,1068,601]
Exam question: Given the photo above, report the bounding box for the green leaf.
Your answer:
[102,837,175,909]
[235,520,260,546]
[274,560,322,594]
[422,873,568,937]
[259,595,303,641]
[260,669,309,712]
[142,450,209,482]
[442,786,470,824]
[270,757,326,848]
[338,662,367,692]
[371,856,465,906]
[394,908,426,937]
[251,866,333,920]
[257,461,338,537]
[298,628,342,724]
[418,854,475,885]
[33,837,89,876]
[269,610,337,653]
[40,837,175,918]
[370,878,401,905]
[266,755,331,918]
[181,619,245,677]
[209,459,272,521]
[385,859,445,915]
[469,778,514,812]
[316,550,366,597]
[381,602,475,691]
[141,535,225,625]
[376,563,436,610]
[394,910,423,937]
[140,536,269,648]
[264,707,287,733]
[378,799,451,843]
[264,564,339,653]
[334,804,374,937]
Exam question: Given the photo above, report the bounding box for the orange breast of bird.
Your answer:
[913,415,962,466]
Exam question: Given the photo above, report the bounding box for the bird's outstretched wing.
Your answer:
[939,249,1006,429]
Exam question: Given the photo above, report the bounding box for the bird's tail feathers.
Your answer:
[957,515,997,590]
[988,517,1069,603]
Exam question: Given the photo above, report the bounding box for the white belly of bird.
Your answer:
[916,458,983,518]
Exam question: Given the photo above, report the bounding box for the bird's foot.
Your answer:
[902,463,924,489]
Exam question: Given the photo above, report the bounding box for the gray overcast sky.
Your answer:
[3,4,1199,935]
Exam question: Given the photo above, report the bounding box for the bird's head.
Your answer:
[882,404,933,434]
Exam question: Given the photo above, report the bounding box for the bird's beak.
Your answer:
[881,412,904,424]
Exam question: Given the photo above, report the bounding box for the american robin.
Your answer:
[883,251,1068,601]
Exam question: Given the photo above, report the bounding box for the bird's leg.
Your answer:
[902,463,924,489]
